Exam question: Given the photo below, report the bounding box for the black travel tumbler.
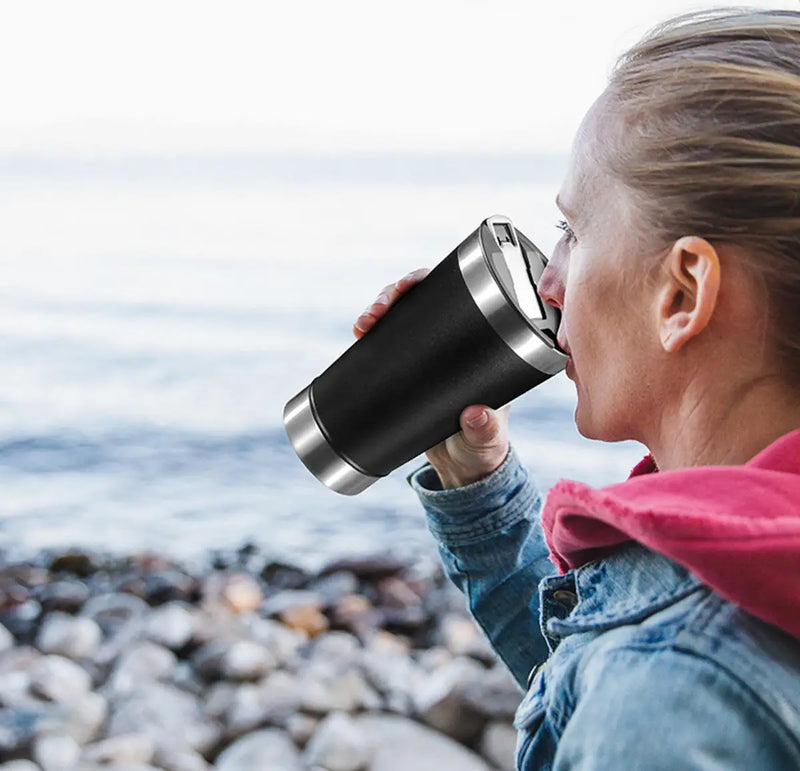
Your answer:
[283,214,568,495]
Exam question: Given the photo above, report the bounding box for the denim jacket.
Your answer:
[408,445,800,770]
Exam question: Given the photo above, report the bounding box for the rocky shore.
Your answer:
[0,544,522,771]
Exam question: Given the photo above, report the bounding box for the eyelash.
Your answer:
[556,219,576,244]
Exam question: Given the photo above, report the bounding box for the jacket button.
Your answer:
[552,589,578,609]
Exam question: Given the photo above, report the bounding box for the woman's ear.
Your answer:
[657,236,721,353]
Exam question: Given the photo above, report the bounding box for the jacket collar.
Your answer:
[540,542,703,645]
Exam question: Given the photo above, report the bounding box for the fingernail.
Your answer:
[374,293,390,306]
[465,410,488,428]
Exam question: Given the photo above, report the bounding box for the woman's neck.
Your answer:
[648,373,800,472]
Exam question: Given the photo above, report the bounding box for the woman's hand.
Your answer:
[353,268,510,489]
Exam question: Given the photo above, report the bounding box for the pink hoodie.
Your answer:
[541,427,800,640]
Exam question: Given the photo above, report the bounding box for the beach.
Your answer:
[0,542,522,770]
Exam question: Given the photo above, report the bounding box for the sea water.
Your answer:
[0,154,645,570]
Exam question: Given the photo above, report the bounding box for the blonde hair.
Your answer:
[605,8,800,380]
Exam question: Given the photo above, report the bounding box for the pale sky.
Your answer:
[1,0,797,155]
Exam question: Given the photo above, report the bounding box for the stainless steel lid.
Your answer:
[458,214,568,376]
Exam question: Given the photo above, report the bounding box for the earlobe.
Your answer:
[657,237,721,354]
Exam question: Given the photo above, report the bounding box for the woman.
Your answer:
[354,8,800,769]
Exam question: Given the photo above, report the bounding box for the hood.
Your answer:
[541,428,800,639]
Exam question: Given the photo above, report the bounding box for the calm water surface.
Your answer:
[0,155,645,570]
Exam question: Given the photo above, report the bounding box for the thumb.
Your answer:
[460,405,502,448]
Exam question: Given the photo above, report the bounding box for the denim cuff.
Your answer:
[407,444,541,546]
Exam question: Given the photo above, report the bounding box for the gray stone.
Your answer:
[285,712,319,748]
[32,733,81,771]
[142,603,196,651]
[28,655,92,703]
[352,713,491,771]
[261,590,323,617]
[462,664,523,720]
[81,733,155,765]
[480,720,518,770]
[214,728,302,771]
[108,643,177,696]
[0,624,14,654]
[412,657,488,743]
[38,692,108,745]
[81,594,149,637]
[36,613,102,660]
[303,711,371,771]
[360,648,418,699]
[225,670,300,735]
[220,641,276,681]
[245,616,304,665]
[310,631,360,663]
[309,571,359,605]
[152,747,212,771]
[107,682,220,756]
[439,614,495,663]
[299,661,381,714]
[36,580,90,614]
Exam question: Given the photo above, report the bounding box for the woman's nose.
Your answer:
[538,249,566,310]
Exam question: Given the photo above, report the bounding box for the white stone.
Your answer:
[352,714,491,771]
[109,642,177,696]
[33,733,81,771]
[0,761,41,771]
[152,747,212,771]
[37,613,102,660]
[299,662,380,714]
[107,682,221,756]
[0,623,14,654]
[143,604,196,651]
[303,711,371,771]
[29,655,92,703]
[480,721,518,770]
[225,670,300,735]
[215,728,303,771]
[440,614,495,662]
[286,712,319,748]
[412,657,487,743]
[245,615,305,664]
[220,640,276,681]
[82,733,155,765]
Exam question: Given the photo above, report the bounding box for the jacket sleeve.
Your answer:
[550,646,800,770]
[408,445,556,689]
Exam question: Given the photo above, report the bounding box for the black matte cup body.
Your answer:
[283,215,568,494]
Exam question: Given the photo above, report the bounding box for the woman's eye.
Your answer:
[556,219,576,244]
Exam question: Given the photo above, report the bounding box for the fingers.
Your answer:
[353,267,430,338]
[459,404,509,451]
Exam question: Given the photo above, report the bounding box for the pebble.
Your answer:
[0,624,14,655]
[0,761,41,771]
[480,720,519,769]
[0,548,523,771]
[219,640,276,681]
[28,655,92,703]
[108,643,177,696]
[412,656,488,743]
[303,711,372,771]
[32,733,81,771]
[352,713,492,771]
[141,603,196,651]
[36,613,102,660]
[35,581,90,615]
[81,733,155,765]
[279,605,329,638]
[214,728,303,771]
[201,573,262,615]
